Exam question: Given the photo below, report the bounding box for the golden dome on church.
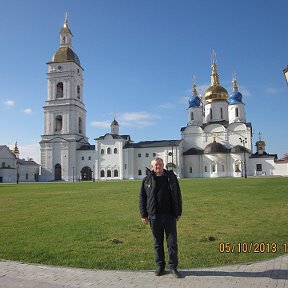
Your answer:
[48,14,81,68]
[204,84,229,104]
[204,53,228,104]
[51,47,81,66]
[111,119,119,126]
[12,141,19,158]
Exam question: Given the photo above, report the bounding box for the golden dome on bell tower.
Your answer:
[204,52,228,104]
[12,141,20,158]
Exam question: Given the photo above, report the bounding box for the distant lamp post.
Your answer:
[16,162,19,184]
[284,67,288,85]
[239,137,247,178]
[73,166,75,182]
[169,141,175,171]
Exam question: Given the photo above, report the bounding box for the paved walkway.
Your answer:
[1,255,288,288]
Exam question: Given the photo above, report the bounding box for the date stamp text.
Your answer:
[219,242,287,254]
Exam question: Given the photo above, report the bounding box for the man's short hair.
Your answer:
[151,157,164,166]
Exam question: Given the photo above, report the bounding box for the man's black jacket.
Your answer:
[139,169,182,218]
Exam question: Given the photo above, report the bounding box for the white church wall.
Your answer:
[0,169,16,183]
[227,123,252,151]
[182,126,204,151]
[204,102,228,123]
[18,164,39,182]
[203,124,226,146]
[0,146,17,183]
[228,104,246,123]
[229,154,243,178]
[249,158,276,176]
[183,155,202,178]
[273,162,288,176]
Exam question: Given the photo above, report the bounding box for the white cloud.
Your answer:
[90,121,111,128]
[238,85,252,97]
[91,112,161,129]
[19,143,40,163]
[178,96,190,105]
[22,108,32,114]
[265,87,284,95]
[121,112,151,121]
[159,102,175,109]
[4,100,15,107]
[119,112,160,127]
[179,84,210,106]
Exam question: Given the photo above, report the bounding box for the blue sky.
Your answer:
[1,0,288,163]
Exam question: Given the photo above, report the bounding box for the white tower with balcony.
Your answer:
[40,15,89,181]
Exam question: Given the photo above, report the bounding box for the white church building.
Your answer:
[38,17,288,182]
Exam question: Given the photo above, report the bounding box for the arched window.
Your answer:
[204,166,208,172]
[100,170,105,177]
[56,82,63,98]
[55,163,61,180]
[101,149,105,155]
[107,148,111,154]
[212,163,216,172]
[190,112,194,121]
[78,117,82,134]
[107,170,112,177]
[189,166,192,173]
[114,148,118,154]
[55,115,63,132]
[235,108,239,117]
[210,109,213,120]
[77,85,81,99]
[220,108,223,119]
[235,162,241,172]
[114,170,119,177]
[81,166,92,181]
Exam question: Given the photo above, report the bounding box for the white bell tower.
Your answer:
[187,80,203,126]
[40,15,89,181]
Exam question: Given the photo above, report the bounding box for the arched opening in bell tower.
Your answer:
[78,117,82,134]
[56,82,64,98]
[55,115,63,132]
[77,85,81,99]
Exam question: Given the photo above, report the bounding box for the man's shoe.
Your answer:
[170,268,182,278]
[155,266,165,276]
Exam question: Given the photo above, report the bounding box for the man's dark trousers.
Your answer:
[150,214,178,269]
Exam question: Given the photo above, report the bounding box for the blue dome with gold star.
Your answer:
[228,77,244,105]
[228,91,243,105]
[188,95,201,108]
[188,82,201,108]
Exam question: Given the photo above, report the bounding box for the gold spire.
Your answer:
[12,141,19,158]
[60,12,72,35]
[64,12,68,28]
[204,51,228,104]
[232,72,238,92]
[192,75,198,96]
[210,51,220,87]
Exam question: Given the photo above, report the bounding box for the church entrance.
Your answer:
[55,163,62,180]
[81,166,92,181]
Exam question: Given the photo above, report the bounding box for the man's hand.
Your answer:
[141,217,149,225]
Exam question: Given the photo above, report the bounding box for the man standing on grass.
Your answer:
[139,157,182,278]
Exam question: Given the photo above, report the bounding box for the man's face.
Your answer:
[152,160,164,176]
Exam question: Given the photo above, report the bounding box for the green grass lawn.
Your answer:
[0,177,287,270]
